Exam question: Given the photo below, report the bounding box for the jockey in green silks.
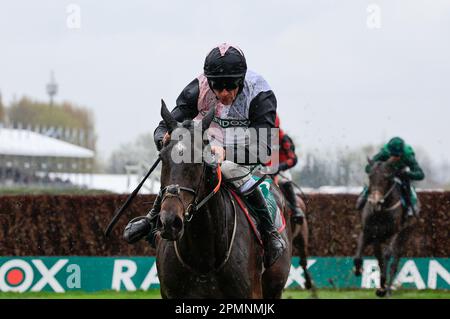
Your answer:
[356,137,425,217]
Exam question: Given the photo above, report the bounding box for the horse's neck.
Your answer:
[187,192,225,238]
[178,188,230,268]
[387,182,402,206]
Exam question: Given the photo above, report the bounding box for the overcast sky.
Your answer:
[1,0,449,165]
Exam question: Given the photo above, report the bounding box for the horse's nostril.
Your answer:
[172,216,183,231]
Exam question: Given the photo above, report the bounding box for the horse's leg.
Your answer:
[262,250,291,299]
[296,196,314,291]
[386,229,409,296]
[353,232,367,276]
[374,243,388,297]
[383,243,393,268]
[262,225,291,299]
[296,220,313,290]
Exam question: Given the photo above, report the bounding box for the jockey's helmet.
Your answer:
[387,137,405,156]
[204,43,247,92]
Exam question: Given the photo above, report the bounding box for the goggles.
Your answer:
[208,77,242,91]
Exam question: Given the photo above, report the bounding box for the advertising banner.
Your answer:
[0,257,448,293]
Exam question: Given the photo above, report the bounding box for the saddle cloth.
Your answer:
[228,176,286,246]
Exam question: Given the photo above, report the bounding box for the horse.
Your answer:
[273,176,313,290]
[154,100,292,299]
[353,160,418,297]
[290,191,313,290]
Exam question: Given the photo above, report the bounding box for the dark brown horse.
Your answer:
[290,192,313,290]
[274,177,313,290]
[353,161,417,297]
[154,101,292,299]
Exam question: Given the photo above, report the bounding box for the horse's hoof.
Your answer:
[376,289,387,297]
[305,280,313,290]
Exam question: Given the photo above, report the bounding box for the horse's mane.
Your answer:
[369,160,399,181]
[162,120,203,151]
[180,120,196,130]
[371,161,390,172]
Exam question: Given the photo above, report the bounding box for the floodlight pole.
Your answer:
[46,71,58,107]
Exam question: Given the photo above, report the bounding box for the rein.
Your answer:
[160,164,222,222]
[161,162,235,276]
[369,177,402,212]
[174,188,238,277]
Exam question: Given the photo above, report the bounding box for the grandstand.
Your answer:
[0,127,94,188]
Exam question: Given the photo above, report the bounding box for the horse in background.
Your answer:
[353,161,418,297]
[272,176,314,291]
[290,191,313,290]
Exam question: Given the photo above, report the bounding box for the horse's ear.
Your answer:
[367,156,374,166]
[161,99,178,133]
[202,107,215,132]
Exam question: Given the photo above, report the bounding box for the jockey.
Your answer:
[356,137,425,216]
[272,114,305,224]
[123,43,286,268]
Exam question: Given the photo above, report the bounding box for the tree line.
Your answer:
[105,132,449,190]
[293,144,447,190]
[0,95,96,150]
[5,91,443,189]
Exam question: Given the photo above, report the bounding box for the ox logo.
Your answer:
[285,260,317,288]
[0,259,81,292]
[213,117,250,128]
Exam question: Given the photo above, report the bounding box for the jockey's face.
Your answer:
[213,87,239,105]
[209,77,241,105]
[390,155,401,162]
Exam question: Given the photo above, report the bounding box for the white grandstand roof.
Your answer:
[0,128,94,158]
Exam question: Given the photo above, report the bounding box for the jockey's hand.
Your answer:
[210,145,225,163]
[163,132,171,144]
[397,167,410,180]
[388,156,401,163]
[158,132,171,150]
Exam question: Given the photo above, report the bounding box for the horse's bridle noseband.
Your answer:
[160,163,222,222]
[368,177,402,211]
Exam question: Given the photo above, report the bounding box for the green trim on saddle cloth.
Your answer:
[251,176,278,222]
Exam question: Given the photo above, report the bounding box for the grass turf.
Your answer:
[0,289,448,299]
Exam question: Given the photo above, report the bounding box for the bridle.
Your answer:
[158,155,238,276]
[159,161,222,222]
[368,176,403,212]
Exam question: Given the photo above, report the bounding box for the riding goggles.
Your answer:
[208,77,242,91]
